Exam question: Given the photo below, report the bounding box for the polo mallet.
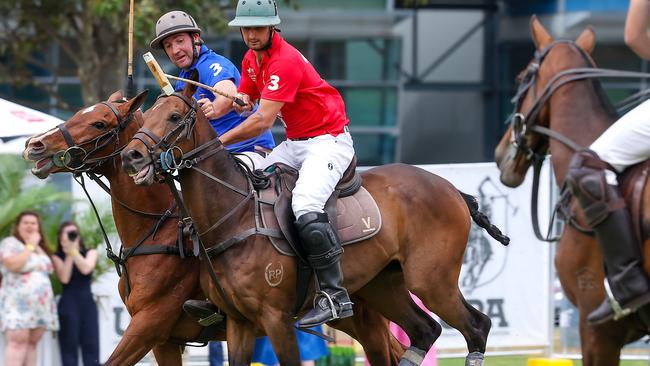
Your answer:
[126,0,135,98]
[142,52,246,107]
[143,52,175,96]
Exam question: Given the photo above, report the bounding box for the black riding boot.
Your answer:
[567,151,650,325]
[182,299,224,326]
[586,204,650,325]
[295,212,353,328]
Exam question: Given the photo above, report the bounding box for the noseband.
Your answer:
[54,101,134,171]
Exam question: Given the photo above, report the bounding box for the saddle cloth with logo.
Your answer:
[257,163,382,257]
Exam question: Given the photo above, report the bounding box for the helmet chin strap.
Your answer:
[261,28,275,51]
[191,33,203,66]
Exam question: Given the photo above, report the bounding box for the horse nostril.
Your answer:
[126,149,144,162]
[28,139,45,153]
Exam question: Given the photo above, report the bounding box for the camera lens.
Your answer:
[67,231,78,241]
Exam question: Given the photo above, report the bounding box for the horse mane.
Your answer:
[572,44,619,122]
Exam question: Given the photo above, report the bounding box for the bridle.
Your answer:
[507,40,590,163]
[53,101,135,172]
[506,40,603,242]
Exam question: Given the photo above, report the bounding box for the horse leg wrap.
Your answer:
[398,347,427,366]
[465,352,484,366]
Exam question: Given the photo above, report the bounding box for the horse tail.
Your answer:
[459,191,510,246]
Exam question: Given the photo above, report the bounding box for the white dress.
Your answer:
[0,236,59,331]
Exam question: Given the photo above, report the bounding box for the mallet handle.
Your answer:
[165,75,247,107]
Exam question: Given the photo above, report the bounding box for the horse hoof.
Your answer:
[398,347,427,366]
[465,352,484,366]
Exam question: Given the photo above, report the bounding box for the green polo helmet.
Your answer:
[228,0,281,27]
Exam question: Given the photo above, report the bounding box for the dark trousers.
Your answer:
[58,292,100,366]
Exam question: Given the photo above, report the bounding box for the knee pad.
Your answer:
[295,212,343,267]
[566,150,621,226]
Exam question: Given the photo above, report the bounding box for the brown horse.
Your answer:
[121,79,509,365]
[22,91,430,366]
[494,17,649,366]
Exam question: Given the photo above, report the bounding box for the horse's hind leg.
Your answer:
[354,264,442,366]
[152,342,183,366]
[403,237,491,365]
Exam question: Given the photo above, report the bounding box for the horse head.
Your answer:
[23,90,149,179]
[495,16,597,187]
[121,71,218,185]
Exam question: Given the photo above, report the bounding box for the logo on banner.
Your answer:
[460,176,517,295]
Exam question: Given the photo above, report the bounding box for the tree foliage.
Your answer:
[0,0,242,109]
[0,154,72,243]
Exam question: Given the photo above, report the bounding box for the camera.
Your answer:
[67,231,78,241]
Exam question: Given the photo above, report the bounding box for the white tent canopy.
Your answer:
[0,98,64,154]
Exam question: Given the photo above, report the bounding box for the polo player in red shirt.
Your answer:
[221,0,355,328]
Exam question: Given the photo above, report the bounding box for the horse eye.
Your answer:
[92,121,106,130]
[170,113,182,123]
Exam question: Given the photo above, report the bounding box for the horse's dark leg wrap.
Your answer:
[566,150,650,325]
[295,212,353,328]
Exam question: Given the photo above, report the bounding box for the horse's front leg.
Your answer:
[226,316,257,366]
[258,309,301,366]
[151,342,183,366]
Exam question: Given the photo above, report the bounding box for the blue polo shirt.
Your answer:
[175,45,275,152]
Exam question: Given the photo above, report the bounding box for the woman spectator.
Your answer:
[0,211,59,366]
[51,221,99,366]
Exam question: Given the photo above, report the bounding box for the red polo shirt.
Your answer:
[239,33,349,140]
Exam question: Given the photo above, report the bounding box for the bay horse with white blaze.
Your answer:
[121,78,509,366]
[22,91,411,365]
[495,17,650,366]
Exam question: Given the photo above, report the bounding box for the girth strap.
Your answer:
[121,244,188,257]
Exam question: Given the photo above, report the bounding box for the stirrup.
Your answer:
[198,312,224,327]
[604,280,632,321]
[313,291,354,320]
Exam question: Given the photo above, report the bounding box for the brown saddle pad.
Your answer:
[257,164,381,257]
[619,160,650,243]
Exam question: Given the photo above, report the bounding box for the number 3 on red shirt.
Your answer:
[268,75,280,91]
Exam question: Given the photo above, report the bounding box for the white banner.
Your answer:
[420,162,552,350]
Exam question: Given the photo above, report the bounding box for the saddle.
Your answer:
[257,155,382,257]
[618,160,650,244]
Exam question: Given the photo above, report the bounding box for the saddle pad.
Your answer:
[260,186,382,256]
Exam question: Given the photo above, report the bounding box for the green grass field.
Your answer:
[437,356,648,366]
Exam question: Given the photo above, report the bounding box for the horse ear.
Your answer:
[182,69,199,99]
[122,90,149,115]
[575,26,596,54]
[530,15,553,50]
[107,90,124,102]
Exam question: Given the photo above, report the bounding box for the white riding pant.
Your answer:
[591,98,650,174]
[259,131,355,219]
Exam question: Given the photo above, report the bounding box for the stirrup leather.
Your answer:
[313,290,354,320]
[604,279,632,321]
